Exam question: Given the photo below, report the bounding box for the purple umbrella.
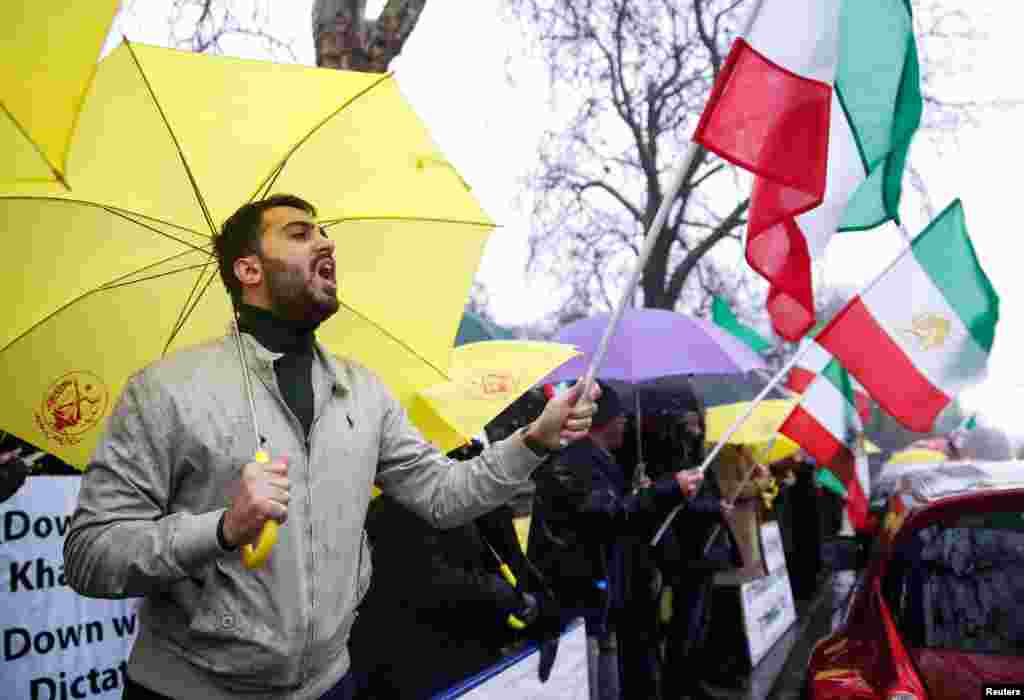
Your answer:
[543,308,766,384]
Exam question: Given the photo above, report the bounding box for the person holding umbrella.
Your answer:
[528,380,703,700]
[64,195,598,700]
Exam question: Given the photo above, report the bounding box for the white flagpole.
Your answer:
[652,231,919,546]
[570,0,767,411]
[700,433,781,556]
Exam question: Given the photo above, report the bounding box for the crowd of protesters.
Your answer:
[13,196,1011,700]
[53,193,1016,699]
[345,378,842,700]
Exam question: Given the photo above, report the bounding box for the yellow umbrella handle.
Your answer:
[497,562,528,629]
[499,562,518,588]
[242,450,278,569]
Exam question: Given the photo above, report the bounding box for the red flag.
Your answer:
[695,39,832,340]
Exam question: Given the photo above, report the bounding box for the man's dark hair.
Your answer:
[214,194,317,302]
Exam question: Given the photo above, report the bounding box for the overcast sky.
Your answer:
[105,1,1024,434]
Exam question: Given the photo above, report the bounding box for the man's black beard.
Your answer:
[262,256,339,325]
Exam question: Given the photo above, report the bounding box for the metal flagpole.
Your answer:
[701,433,780,556]
[691,226,918,549]
[652,228,920,546]
[569,0,768,415]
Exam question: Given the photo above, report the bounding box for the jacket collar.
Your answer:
[227,329,349,397]
[236,303,317,355]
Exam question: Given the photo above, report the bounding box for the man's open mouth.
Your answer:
[315,258,335,282]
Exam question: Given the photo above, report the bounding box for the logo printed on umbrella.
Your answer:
[901,312,951,351]
[460,372,521,400]
[34,371,109,446]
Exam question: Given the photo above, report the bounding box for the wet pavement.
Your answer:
[682,571,860,700]
[765,571,859,700]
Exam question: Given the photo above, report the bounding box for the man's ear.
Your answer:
[233,255,262,290]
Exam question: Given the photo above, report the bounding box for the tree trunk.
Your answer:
[313,0,427,73]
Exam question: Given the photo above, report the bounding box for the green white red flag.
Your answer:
[711,296,773,354]
[786,338,871,422]
[815,200,999,433]
[694,0,922,340]
[779,354,869,528]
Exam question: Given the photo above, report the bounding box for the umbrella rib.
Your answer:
[251,72,393,202]
[165,265,220,355]
[104,207,212,253]
[167,258,216,347]
[125,41,217,237]
[0,101,69,189]
[99,262,212,291]
[0,261,209,355]
[339,301,451,383]
[0,196,211,247]
[254,160,287,202]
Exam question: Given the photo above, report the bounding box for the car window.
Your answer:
[883,512,1024,655]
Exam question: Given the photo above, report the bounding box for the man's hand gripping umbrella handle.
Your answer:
[242,450,279,569]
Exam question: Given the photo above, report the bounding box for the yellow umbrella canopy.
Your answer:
[704,399,882,464]
[886,448,947,466]
[705,400,802,464]
[0,42,494,468]
[412,340,580,453]
[1,1,119,186]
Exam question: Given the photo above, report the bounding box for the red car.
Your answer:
[805,461,1024,700]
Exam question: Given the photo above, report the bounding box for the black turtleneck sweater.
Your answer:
[236,304,317,439]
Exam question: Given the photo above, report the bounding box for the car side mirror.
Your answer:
[820,534,871,571]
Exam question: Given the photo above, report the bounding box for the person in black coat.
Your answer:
[654,407,745,700]
[349,441,543,699]
[528,381,703,699]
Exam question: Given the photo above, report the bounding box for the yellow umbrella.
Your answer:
[0,43,497,570]
[886,448,947,465]
[0,41,495,471]
[705,399,881,464]
[1,1,119,186]
[413,340,579,453]
[1,43,494,563]
[367,341,576,502]
[705,400,801,464]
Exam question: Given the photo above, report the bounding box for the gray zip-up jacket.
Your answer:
[63,333,545,699]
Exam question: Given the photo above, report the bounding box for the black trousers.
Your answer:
[123,671,359,700]
[662,576,714,699]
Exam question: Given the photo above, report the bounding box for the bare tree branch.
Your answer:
[666,197,748,303]
[162,0,297,59]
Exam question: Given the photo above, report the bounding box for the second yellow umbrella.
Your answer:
[886,448,947,466]
[413,340,579,453]
[705,399,881,464]
[705,400,802,464]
